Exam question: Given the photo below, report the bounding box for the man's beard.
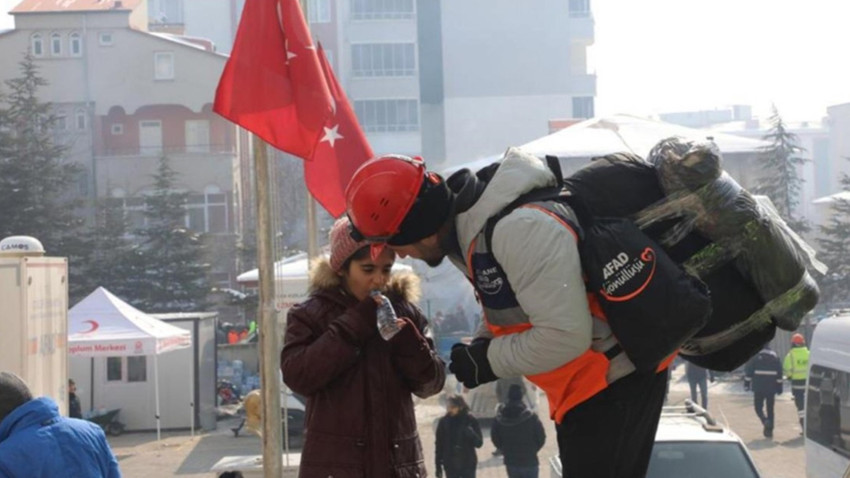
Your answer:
[424,255,445,268]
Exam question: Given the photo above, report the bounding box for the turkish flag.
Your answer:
[304,44,375,217]
[213,0,332,159]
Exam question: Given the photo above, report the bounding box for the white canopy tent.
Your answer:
[68,287,193,440]
[441,114,769,175]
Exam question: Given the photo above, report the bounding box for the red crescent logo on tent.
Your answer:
[81,320,99,334]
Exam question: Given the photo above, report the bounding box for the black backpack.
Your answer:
[483,157,711,371]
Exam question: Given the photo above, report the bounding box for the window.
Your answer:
[185,120,210,153]
[647,442,759,478]
[154,51,175,80]
[806,365,850,457]
[77,169,89,197]
[69,32,82,57]
[127,357,147,382]
[50,33,62,56]
[99,32,113,46]
[186,185,229,233]
[353,99,419,132]
[111,123,124,135]
[307,0,331,23]
[75,109,87,130]
[351,0,414,20]
[572,96,594,119]
[107,357,123,381]
[352,43,416,77]
[106,357,148,383]
[569,0,591,18]
[139,120,163,155]
[31,33,44,57]
[55,112,68,131]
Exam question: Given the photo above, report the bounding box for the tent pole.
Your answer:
[154,354,161,441]
[190,345,195,438]
[90,358,94,413]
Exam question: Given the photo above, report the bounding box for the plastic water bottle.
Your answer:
[371,290,401,340]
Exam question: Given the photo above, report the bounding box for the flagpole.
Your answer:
[253,135,284,478]
[301,3,321,261]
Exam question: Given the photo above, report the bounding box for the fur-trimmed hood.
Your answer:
[308,257,422,304]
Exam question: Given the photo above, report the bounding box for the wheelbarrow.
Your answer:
[86,408,126,436]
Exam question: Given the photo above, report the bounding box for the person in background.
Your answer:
[783,333,809,432]
[491,385,546,478]
[280,217,445,478]
[0,372,121,477]
[435,394,483,478]
[744,344,783,438]
[492,377,531,457]
[685,362,713,409]
[68,378,82,419]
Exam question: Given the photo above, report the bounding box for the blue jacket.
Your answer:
[0,397,121,478]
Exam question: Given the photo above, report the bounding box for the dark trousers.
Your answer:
[791,380,806,413]
[556,369,668,478]
[754,390,775,427]
[506,465,539,478]
[445,468,476,478]
[688,376,708,409]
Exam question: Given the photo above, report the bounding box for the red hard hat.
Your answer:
[345,154,426,241]
[791,333,805,345]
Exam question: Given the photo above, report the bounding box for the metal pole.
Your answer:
[154,354,161,441]
[254,135,283,477]
[306,198,319,259]
[189,346,195,438]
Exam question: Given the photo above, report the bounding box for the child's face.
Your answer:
[340,248,395,301]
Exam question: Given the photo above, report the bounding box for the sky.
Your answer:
[1,0,848,122]
[591,0,850,121]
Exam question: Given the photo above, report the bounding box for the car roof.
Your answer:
[654,406,741,443]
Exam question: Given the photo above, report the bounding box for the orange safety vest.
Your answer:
[470,201,675,424]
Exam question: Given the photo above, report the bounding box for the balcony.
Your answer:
[567,13,595,44]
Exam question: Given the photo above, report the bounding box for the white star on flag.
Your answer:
[320,124,343,147]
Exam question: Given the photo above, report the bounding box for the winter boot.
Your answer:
[763,419,773,438]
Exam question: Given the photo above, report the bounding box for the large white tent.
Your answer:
[442,114,769,175]
[68,287,193,439]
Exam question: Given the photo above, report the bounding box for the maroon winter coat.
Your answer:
[281,259,446,478]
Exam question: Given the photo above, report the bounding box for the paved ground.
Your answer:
[109,365,805,477]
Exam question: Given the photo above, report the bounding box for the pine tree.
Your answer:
[73,196,143,304]
[817,168,850,308]
[134,156,211,312]
[0,54,85,255]
[754,105,810,233]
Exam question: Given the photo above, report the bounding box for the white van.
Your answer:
[806,315,850,478]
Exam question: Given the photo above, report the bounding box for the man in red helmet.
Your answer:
[783,333,809,431]
[345,148,669,478]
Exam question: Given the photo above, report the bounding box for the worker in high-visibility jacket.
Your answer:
[783,333,810,431]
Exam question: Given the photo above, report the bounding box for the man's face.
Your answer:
[388,234,445,267]
[69,382,76,394]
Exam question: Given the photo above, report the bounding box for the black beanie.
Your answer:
[508,384,524,402]
[388,172,453,246]
[0,372,32,424]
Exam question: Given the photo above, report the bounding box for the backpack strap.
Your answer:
[482,155,581,252]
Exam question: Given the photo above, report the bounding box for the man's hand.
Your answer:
[449,339,497,389]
